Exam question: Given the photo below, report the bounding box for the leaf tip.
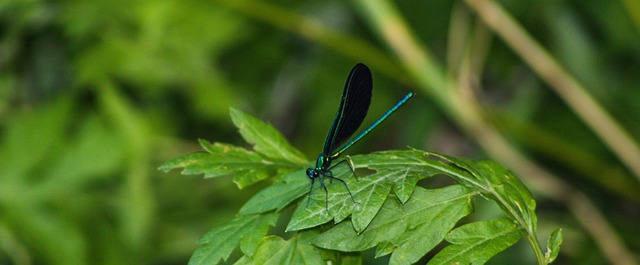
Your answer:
[157,164,171,172]
[545,228,563,263]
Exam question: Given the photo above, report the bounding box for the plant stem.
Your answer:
[465,0,640,182]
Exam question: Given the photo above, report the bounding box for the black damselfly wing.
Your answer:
[321,63,372,155]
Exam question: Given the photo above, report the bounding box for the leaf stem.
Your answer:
[525,234,546,265]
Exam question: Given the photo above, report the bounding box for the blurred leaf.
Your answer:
[188,213,278,265]
[3,205,88,265]
[230,108,307,165]
[98,82,156,250]
[428,219,524,265]
[66,1,246,118]
[545,228,563,264]
[0,97,72,178]
[0,98,119,265]
[37,115,124,194]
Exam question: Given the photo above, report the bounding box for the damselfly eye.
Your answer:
[306,168,317,179]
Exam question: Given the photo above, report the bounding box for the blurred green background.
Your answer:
[1,0,639,264]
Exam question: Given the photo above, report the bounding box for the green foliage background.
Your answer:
[1,0,639,264]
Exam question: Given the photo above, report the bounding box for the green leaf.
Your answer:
[477,160,537,231]
[425,153,546,263]
[428,219,524,265]
[354,150,443,204]
[545,228,563,264]
[230,108,307,165]
[312,185,474,265]
[188,213,278,265]
[427,152,537,236]
[351,151,443,231]
[160,108,310,188]
[286,150,444,232]
[161,109,553,264]
[285,166,359,232]
[234,233,326,265]
[159,140,291,188]
[239,170,309,214]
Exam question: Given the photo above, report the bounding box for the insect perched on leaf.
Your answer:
[306,63,414,212]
